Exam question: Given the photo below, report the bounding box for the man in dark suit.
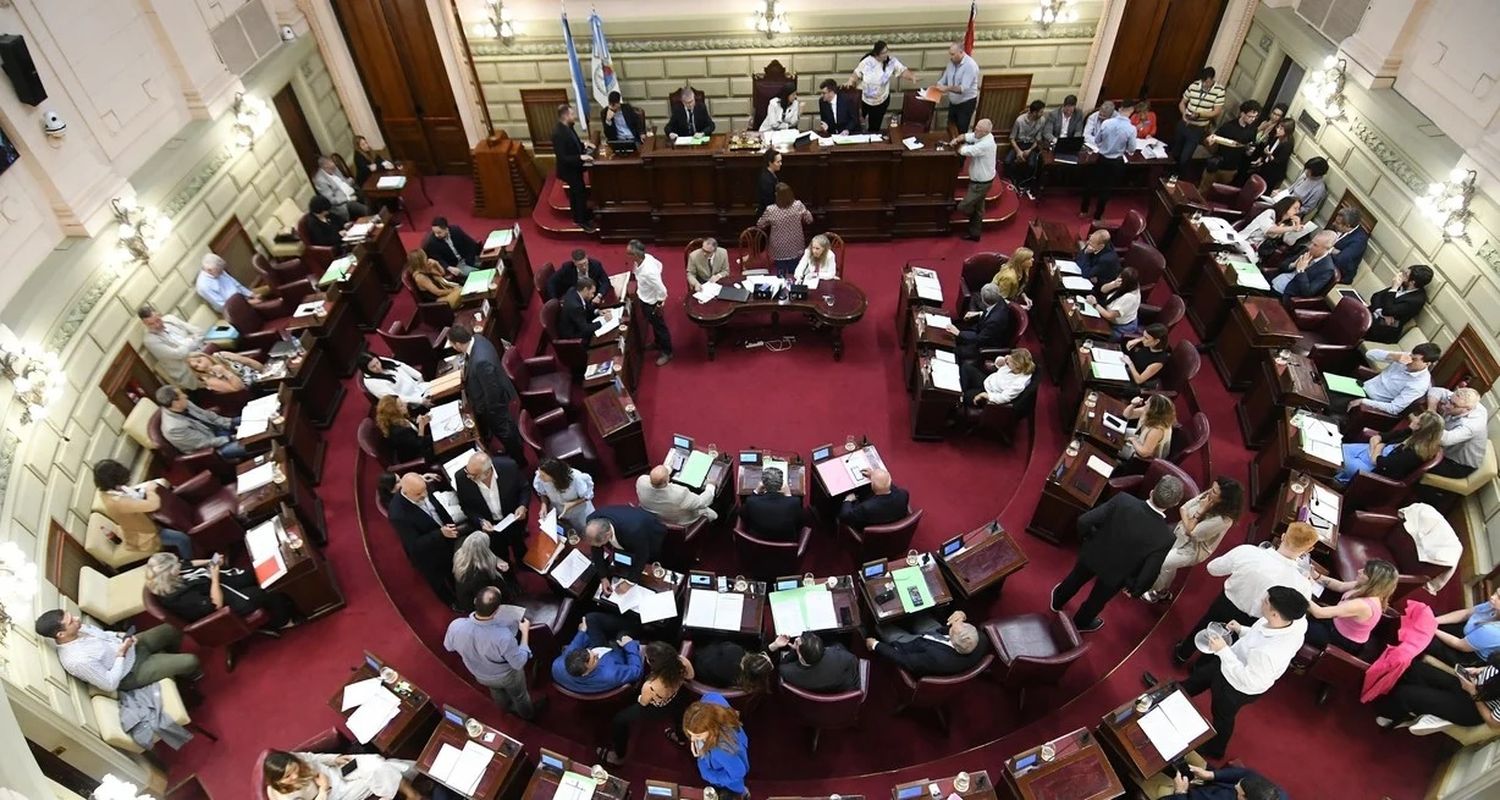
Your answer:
[1328,207,1369,284]
[1076,230,1121,286]
[867,610,988,677]
[550,103,596,233]
[740,467,804,542]
[1051,474,1184,632]
[950,283,1013,362]
[301,195,346,252]
[388,473,463,606]
[837,468,910,530]
[584,505,666,582]
[547,248,611,301]
[666,87,715,139]
[421,216,481,276]
[1271,229,1338,298]
[815,79,859,136]
[756,150,782,218]
[600,91,642,144]
[557,276,602,350]
[1367,264,1432,344]
[769,631,860,693]
[448,324,526,467]
[454,450,531,566]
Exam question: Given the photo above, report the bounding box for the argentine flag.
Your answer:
[561,12,590,126]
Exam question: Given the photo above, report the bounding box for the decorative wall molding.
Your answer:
[0,433,18,513]
[470,23,1097,57]
[161,145,239,219]
[1339,111,1433,194]
[1477,239,1500,272]
[45,271,121,354]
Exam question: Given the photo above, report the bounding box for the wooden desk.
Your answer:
[1026,441,1117,545]
[683,572,767,637]
[909,352,963,441]
[1059,342,1135,428]
[810,442,887,502]
[1004,728,1123,800]
[594,568,685,620]
[685,278,868,361]
[258,507,344,619]
[898,263,946,348]
[936,520,1028,599]
[1026,219,1079,259]
[894,770,999,800]
[1145,178,1208,251]
[1044,299,1114,384]
[1162,217,1228,297]
[1210,296,1303,391]
[329,652,437,757]
[1236,351,1328,448]
[1248,471,1341,554]
[1039,148,1172,195]
[737,450,807,497]
[284,293,363,377]
[457,268,521,344]
[764,573,863,636]
[285,335,348,428]
[1095,686,1214,782]
[1188,253,1273,341]
[1072,391,1131,452]
[584,382,648,476]
[904,310,957,392]
[237,445,328,544]
[1032,258,1094,345]
[478,227,535,309]
[857,554,953,622]
[522,750,629,800]
[237,385,326,485]
[646,780,710,800]
[430,403,482,458]
[522,521,598,596]
[417,706,525,800]
[1249,409,1341,509]
[324,252,392,331]
[358,214,408,292]
[362,163,430,227]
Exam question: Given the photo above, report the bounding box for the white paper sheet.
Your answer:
[637,590,679,624]
[540,507,561,542]
[931,359,962,392]
[713,592,745,630]
[912,268,942,301]
[1158,690,1210,743]
[1061,276,1094,291]
[376,175,407,189]
[1091,347,1127,366]
[1054,259,1081,275]
[344,222,374,240]
[448,741,494,795]
[802,589,838,631]
[550,548,593,588]
[555,772,597,800]
[1091,361,1130,382]
[242,394,282,421]
[236,418,269,439]
[923,312,953,328]
[429,744,463,790]
[684,588,719,628]
[237,462,276,495]
[933,349,956,363]
[429,400,464,440]
[693,282,723,303]
[1077,301,1103,317]
[769,593,806,636]
[1137,706,1190,760]
[443,448,479,485]
[1102,412,1130,433]
[595,313,621,337]
[1233,268,1271,291]
[345,688,400,744]
[293,300,324,318]
[1086,455,1114,477]
[611,581,653,613]
[901,136,924,150]
[340,676,383,711]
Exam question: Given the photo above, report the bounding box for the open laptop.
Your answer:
[717,284,751,302]
[1053,136,1085,155]
[607,137,639,155]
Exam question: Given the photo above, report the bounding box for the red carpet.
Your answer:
[166,175,1448,799]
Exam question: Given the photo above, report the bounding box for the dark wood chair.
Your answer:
[662,516,712,569]
[738,228,770,272]
[751,60,797,131]
[958,356,1040,445]
[1203,175,1267,220]
[250,253,315,305]
[356,418,427,476]
[1138,294,1185,330]
[535,262,557,304]
[502,346,572,416]
[146,410,237,482]
[377,319,449,378]
[1089,209,1146,256]
[678,641,764,715]
[223,294,294,353]
[897,89,935,139]
[142,587,269,672]
[150,471,247,555]
[732,519,811,577]
[894,653,996,732]
[294,214,336,276]
[1123,240,1167,296]
[518,409,599,474]
[1105,459,1199,524]
[781,657,872,752]
[982,612,1090,711]
[539,298,592,374]
[1294,296,1371,374]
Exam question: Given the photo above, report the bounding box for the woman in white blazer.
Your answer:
[760,84,801,132]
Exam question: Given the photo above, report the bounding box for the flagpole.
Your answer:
[447,0,496,140]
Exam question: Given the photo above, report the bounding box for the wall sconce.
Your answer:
[231,92,272,151]
[748,0,790,39]
[91,775,154,800]
[1302,55,1347,121]
[109,196,172,265]
[1031,0,1076,29]
[1421,167,1477,241]
[0,325,63,428]
[476,0,517,45]
[0,540,39,647]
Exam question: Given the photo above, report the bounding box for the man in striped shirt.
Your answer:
[1174,67,1226,174]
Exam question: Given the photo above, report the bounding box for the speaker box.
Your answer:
[0,34,46,106]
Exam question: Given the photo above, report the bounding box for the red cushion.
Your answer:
[986,614,1064,665]
[1336,536,1394,582]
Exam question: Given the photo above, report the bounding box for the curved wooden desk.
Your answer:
[685,278,867,360]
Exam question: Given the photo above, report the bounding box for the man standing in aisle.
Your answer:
[625,240,672,366]
[551,104,596,234]
[1174,67,1226,176]
[1079,102,1135,220]
[951,118,997,242]
[1172,522,1317,664]
[449,324,526,467]
[445,586,542,719]
[935,42,980,135]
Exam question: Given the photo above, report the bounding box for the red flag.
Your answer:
[963,0,977,54]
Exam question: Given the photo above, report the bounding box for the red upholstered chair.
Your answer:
[146,410,237,481]
[1293,611,1398,704]
[377,319,449,378]
[503,346,573,416]
[1138,294,1185,330]
[1335,511,1450,603]
[142,586,269,672]
[662,516,712,569]
[535,262,557,303]
[678,641,764,715]
[1293,297,1372,374]
[224,294,293,352]
[841,509,922,563]
[897,89,935,139]
[1340,368,1428,436]
[539,298,595,373]
[958,355,1040,445]
[150,471,246,555]
[253,253,314,299]
[1203,175,1267,220]
[781,657,872,752]
[513,592,575,680]
[955,252,1004,318]
[356,418,429,475]
[252,729,352,798]
[1152,340,1202,401]
[518,409,599,474]
[1106,459,1199,523]
[982,611,1090,710]
[399,269,457,327]
[294,215,337,276]
[1170,412,1213,482]
[1090,209,1146,256]
[738,227,770,272]
[894,652,996,732]
[1342,443,1444,517]
[1008,302,1030,345]
[732,519,811,577]
[1123,240,1167,295]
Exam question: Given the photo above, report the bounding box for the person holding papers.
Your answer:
[792,234,838,282]
[947,283,1012,362]
[605,641,697,766]
[837,468,910,530]
[1127,99,1157,139]
[261,750,420,800]
[144,552,297,633]
[449,324,526,467]
[1305,560,1398,654]
[585,505,667,581]
[405,249,463,308]
[1051,475,1183,633]
[1085,266,1142,340]
[951,118,997,242]
[1347,344,1439,416]
[1172,523,1317,664]
[93,459,194,560]
[420,216,481,276]
[741,468,805,542]
[553,613,645,694]
[452,532,516,612]
[388,473,463,607]
[684,693,751,799]
[533,458,596,533]
[549,248,612,302]
[637,465,718,525]
[360,354,429,407]
[374,396,432,464]
[1142,477,1244,603]
[1075,230,1121,285]
[769,632,860,692]
[1185,586,1308,760]
[866,609,986,676]
[1123,324,1171,389]
[186,351,265,395]
[455,451,531,565]
[1269,229,1337,298]
[155,386,249,461]
[1120,394,1177,461]
[686,237,731,291]
[1337,411,1444,485]
[626,240,674,366]
[445,586,540,720]
[960,347,1035,407]
[935,42,980,134]
[1196,100,1261,193]
[759,84,800,132]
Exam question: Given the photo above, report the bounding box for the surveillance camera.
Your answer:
[41,110,65,137]
[280,25,295,41]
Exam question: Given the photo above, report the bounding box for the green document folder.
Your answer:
[462,268,497,295]
[891,566,934,613]
[317,257,354,286]
[1323,373,1367,397]
[676,451,713,489]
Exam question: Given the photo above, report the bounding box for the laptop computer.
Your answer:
[1053,136,1085,155]
[607,137,639,154]
[718,284,751,302]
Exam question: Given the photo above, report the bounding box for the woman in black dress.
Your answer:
[374,395,432,463]
[143,552,297,632]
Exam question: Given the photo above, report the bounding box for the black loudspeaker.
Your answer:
[0,34,46,106]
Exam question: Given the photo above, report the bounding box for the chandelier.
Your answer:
[0,324,63,427]
[109,196,172,267]
[231,92,273,151]
[1031,0,1076,29]
[748,0,790,39]
[1302,55,1346,121]
[478,0,517,45]
[1421,167,1477,241]
[0,540,39,647]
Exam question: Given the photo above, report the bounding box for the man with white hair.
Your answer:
[685,237,730,291]
[950,117,996,241]
[666,86,715,139]
[636,464,717,526]
[1270,229,1338,297]
[311,155,367,223]
[194,253,255,312]
[1417,387,1489,478]
[867,609,988,677]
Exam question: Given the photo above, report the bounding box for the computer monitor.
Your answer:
[739,451,759,465]
[896,786,924,800]
[1014,753,1039,771]
[613,551,634,569]
[774,578,799,592]
[672,434,693,451]
[646,786,674,798]
[862,561,887,579]
[811,445,833,462]
[539,753,565,771]
[941,536,963,557]
[689,573,712,588]
[443,709,464,726]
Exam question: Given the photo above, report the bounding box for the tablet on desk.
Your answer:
[1014,752,1039,771]
[774,577,800,592]
[739,451,760,465]
[539,753,565,772]
[672,434,693,451]
[862,561,888,579]
[941,536,964,557]
[612,551,634,570]
[812,444,833,462]
[443,709,464,726]
[897,785,925,800]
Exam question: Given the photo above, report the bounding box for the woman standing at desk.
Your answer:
[760,84,801,132]
[849,40,916,131]
[1085,266,1142,340]
[532,457,596,532]
[758,183,813,278]
[684,693,750,800]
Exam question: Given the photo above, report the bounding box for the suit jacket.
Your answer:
[557,288,596,345]
[778,643,860,693]
[548,257,609,301]
[160,402,234,453]
[600,104,643,141]
[756,169,778,217]
[1369,286,1426,328]
[454,455,532,526]
[1076,247,1121,285]
[461,336,518,436]
[312,169,358,207]
[1045,109,1085,142]
[1163,767,1278,800]
[958,301,1013,351]
[1330,227,1369,284]
[1283,254,1336,298]
[586,505,666,578]
[818,95,860,135]
[838,487,910,530]
[873,631,989,677]
[1076,494,1174,594]
[741,492,805,541]
[422,226,481,270]
[666,102,716,138]
[387,492,459,597]
[552,630,644,693]
[551,121,588,184]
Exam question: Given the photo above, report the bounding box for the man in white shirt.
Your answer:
[1173,522,1317,663]
[636,465,718,525]
[311,156,368,223]
[1182,586,1309,760]
[935,42,980,134]
[1348,344,1438,416]
[194,253,255,312]
[625,239,672,366]
[1423,387,1489,478]
[137,303,205,389]
[34,609,200,691]
[951,118,997,242]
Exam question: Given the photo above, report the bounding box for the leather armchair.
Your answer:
[224,294,293,353]
[732,519,811,577]
[252,253,314,300]
[955,252,1004,318]
[1138,294,1185,330]
[93,677,197,754]
[678,641,764,714]
[294,215,337,276]
[958,358,1040,446]
[142,586,270,671]
[1335,511,1450,603]
[1343,433,1442,515]
[1294,297,1371,374]
[503,346,573,416]
[535,262,557,303]
[662,516,712,569]
[1090,208,1145,256]
[1203,175,1267,220]
[518,409,600,474]
[897,89,935,139]
[512,593,575,680]
[85,512,152,571]
[78,565,148,625]
[1171,411,1212,479]
[1123,241,1167,295]
[356,418,428,475]
[1340,371,1422,436]
[377,319,449,378]
[1422,441,1497,513]
[400,269,457,330]
[982,611,1090,710]
[1293,612,1397,704]
[1008,302,1030,345]
[1107,459,1199,524]
[151,470,246,555]
[841,509,922,563]
[539,298,596,374]
[894,652,996,732]
[147,410,236,482]
[781,657,872,752]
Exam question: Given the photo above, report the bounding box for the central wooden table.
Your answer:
[685,278,868,361]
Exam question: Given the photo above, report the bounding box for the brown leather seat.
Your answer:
[518,409,599,474]
[503,346,572,415]
[1294,296,1371,374]
[1203,175,1267,220]
[894,652,996,732]
[142,586,270,672]
[377,320,449,378]
[841,508,922,563]
[1335,511,1449,603]
[982,611,1090,710]
[780,657,872,752]
[1090,208,1146,256]
[151,471,247,555]
[732,519,810,577]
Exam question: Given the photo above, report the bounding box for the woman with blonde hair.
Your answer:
[187,350,266,394]
[1336,411,1445,486]
[757,182,813,278]
[991,246,1034,291]
[1121,393,1176,460]
[1307,559,1400,654]
[145,551,296,631]
[451,531,512,613]
[683,693,749,799]
[961,347,1035,407]
[261,750,420,800]
[374,395,431,463]
[406,248,462,308]
[793,233,838,282]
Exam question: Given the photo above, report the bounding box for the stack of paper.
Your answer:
[242,394,281,421]
[236,417,269,439]
[636,590,678,624]
[930,358,962,392]
[550,548,593,587]
[684,588,745,630]
[237,462,277,495]
[932,349,956,364]
[246,518,288,586]
[319,256,356,285]
[922,312,953,329]
[830,133,883,145]
[293,300,325,318]
[376,175,407,190]
[462,268,497,295]
[484,228,515,250]
[429,400,465,440]
[911,268,942,301]
[1061,275,1094,291]
[595,313,621,338]
[1054,259,1082,275]
[1086,455,1115,477]
[693,282,723,303]
[1230,260,1271,290]
[342,680,401,744]
[443,448,480,485]
[1323,373,1366,397]
[1309,484,1340,528]
[1295,414,1342,463]
[673,134,710,146]
[610,581,654,614]
[343,222,374,241]
[1136,691,1209,760]
[769,585,838,636]
[556,772,597,800]
[429,740,493,795]
[901,136,924,150]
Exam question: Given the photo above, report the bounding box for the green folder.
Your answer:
[892,566,934,613]
[1324,373,1367,397]
[317,257,354,286]
[676,450,713,489]
[462,268,497,295]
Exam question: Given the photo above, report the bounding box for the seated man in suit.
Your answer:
[686,237,731,292]
[548,248,611,301]
[600,91,642,144]
[454,450,530,566]
[1270,229,1337,297]
[1367,264,1432,344]
[1328,206,1369,284]
[769,631,859,693]
[301,195,346,253]
[636,465,717,526]
[558,276,605,349]
[421,216,481,277]
[584,505,667,582]
[947,283,1013,362]
[1044,94,1085,146]
[815,79,860,136]
[866,610,987,677]
[154,386,248,461]
[740,467,804,542]
[312,155,368,223]
[388,473,463,606]
[666,86,715,140]
[552,612,644,694]
[1076,230,1121,286]
[837,468,909,530]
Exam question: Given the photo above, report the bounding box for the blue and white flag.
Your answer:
[561,12,590,127]
[589,12,618,110]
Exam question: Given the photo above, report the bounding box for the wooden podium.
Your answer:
[472,132,542,218]
[1210,296,1302,390]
